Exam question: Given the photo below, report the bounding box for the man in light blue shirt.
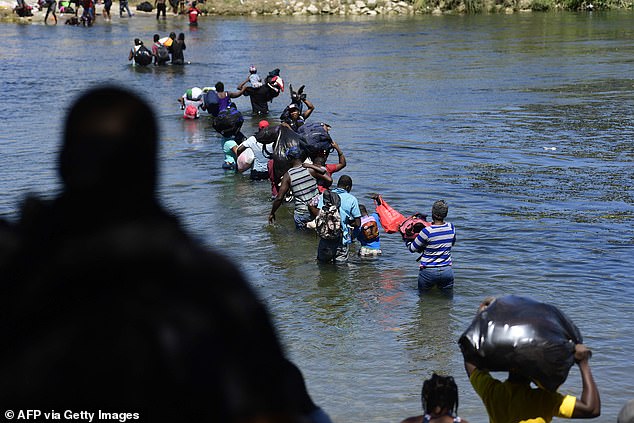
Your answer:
[311,175,361,263]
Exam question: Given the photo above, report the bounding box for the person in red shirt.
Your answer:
[313,139,346,193]
[187,1,201,25]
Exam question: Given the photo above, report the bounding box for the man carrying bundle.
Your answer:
[462,297,601,423]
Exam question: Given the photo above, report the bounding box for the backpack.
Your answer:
[156,43,169,62]
[360,215,379,242]
[202,90,220,116]
[134,45,153,66]
[315,190,342,240]
[212,106,244,138]
[297,122,332,158]
[398,213,430,242]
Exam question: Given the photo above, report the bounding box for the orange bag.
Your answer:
[374,195,406,233]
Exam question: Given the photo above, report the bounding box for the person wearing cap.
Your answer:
[236,120,274,181]
[282,98,315,132]
[268,146,331,230]
[246,65,263,88]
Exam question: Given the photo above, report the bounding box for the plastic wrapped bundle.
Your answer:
[458,295,582,392]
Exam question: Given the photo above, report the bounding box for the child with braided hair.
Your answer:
[401,373,469,423]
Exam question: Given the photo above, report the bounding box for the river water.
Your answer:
[1,10,633,422]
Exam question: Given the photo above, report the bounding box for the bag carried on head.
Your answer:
[134,45,153,66]
[359,215,380,242]
[399,213,430,242]
[213,106,244,138]
[297,122,332,158]
[315,190,342,240]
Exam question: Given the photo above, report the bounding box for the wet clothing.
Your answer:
[187,6,200,24]
[317,238,350,263]
[422,415,461,423]
[217,92,232,112]
[170,39,186,65]
[470,369,575,423]
[316,187,360,246]
[241,136,269,174]
[287,165,318,229]
[353,213,381,255]
[223,139,238,167]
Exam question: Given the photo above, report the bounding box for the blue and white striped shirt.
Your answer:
[408,222,456,268]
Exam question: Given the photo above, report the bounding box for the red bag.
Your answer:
[374,195,406,233]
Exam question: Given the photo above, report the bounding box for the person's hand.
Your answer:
[574,344,592,363]
[331,140,340,150]
[478,296,496,312]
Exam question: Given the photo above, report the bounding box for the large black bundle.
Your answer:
[212,107,244,139]
[270,126,304,184]
[458,295,582,392]
[296,122,332,159]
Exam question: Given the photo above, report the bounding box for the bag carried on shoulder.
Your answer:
[360,215,379,242]
[315,190,342,240]
[202,90,220,116]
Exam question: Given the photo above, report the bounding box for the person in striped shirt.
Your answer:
[407,200,456,292]
[268,146,331,229]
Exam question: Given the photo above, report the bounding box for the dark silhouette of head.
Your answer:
[431,200,448,221]
[421,373,459,416]
[59,86,158,206]
[215,81,225,92]
[153,33,159,42]
[337,175,353,192]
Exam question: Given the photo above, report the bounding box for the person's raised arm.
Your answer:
[330,141,346,172]
[571,344,600,418]
[229,86,247,98]
[302,98,315,119]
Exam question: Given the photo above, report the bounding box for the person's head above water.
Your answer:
[59,86,158,203]
[337,175,353,192]
[431,200,448,221]
[215,81,224,92]
[421,373,460,416]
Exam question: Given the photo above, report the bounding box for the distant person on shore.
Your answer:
[187,1,201,25]
[102,0,112,19]
[44,0,57,24]
[401,373,469,423]
[352,204,382,257]
[407,200,456,293]
[119,0,132,17]
[155,0,166,18]
[79,0,94,25]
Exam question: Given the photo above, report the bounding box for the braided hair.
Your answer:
[421,373,459,416]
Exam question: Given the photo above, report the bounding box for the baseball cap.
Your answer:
[288,103,299,111]
[258,120,270,129]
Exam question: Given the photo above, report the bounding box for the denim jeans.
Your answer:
[418,266,454,292]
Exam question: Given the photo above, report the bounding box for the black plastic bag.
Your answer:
[458,295,582,392]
